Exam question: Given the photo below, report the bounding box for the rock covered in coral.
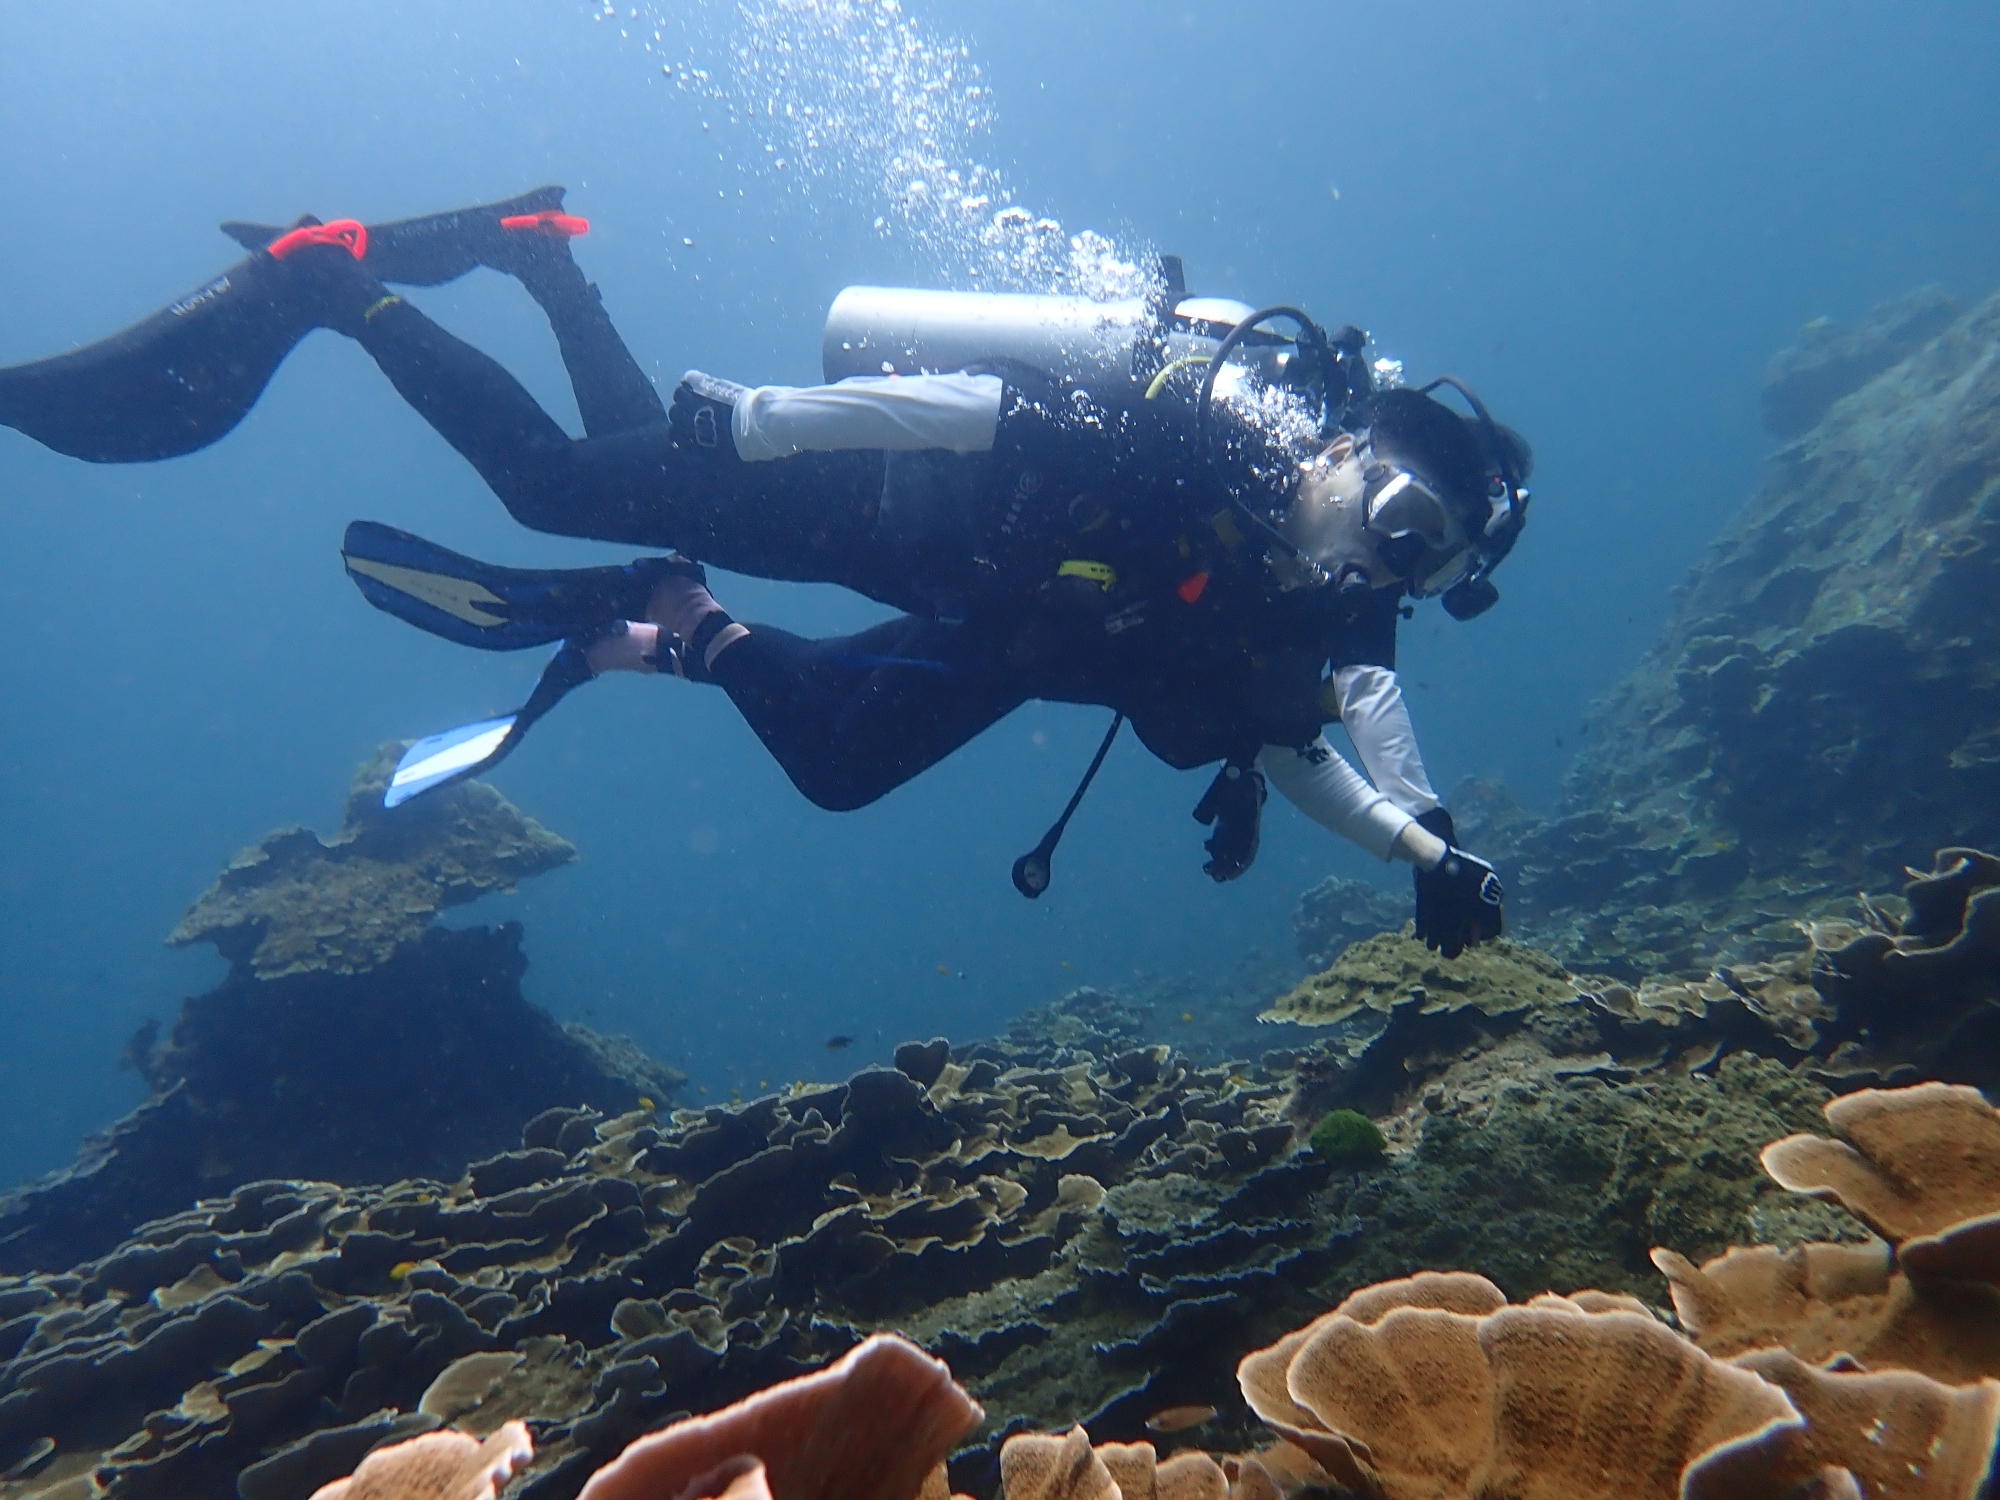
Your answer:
[0,747,681,1275]
[1489,287,2000,977]
[1321,1051,1862,1299]
[1289,878,1405,972]
[1266,929,1624,1117]
[1264,930,1574,1030]
[1761,286,1961,437]
[0,924,683,1276]
[170,744,577,980]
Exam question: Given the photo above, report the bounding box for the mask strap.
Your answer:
[1412,374,1527,583]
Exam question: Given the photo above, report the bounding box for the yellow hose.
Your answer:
[1144,354,1213,401]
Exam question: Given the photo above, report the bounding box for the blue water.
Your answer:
[1,0,1996,1187]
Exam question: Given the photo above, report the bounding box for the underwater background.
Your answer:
[1,0,1998,1191]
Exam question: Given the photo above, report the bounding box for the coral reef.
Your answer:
[1654,1083,2000,1385]
[170,745,577,980]
[1760,1082,2000,1278]
[0,1038,1332,1500]
[1238,1264,2000,1500]
[1761,286,1960,437]
[1289,877,1405,973]
[1321,1052,1861,1301]
[315,1421,531,1500]
[0,926,682,1276]
[1479,287,2000,977]
[0,754,678,1276]
[570,1334,979,1500]
[1241,1273,1815,1500]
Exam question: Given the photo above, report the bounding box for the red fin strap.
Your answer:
[1176,572,1210,604]
[266,219,368,261]
[500,211,590,239]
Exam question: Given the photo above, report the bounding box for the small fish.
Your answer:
[1146,1404,1217,1434]
[1180,1011,1194,1023]
[825,1034,855,1050]
[389,1261,419,1282]
[636,1096,655,1110]
[937,965,952,976]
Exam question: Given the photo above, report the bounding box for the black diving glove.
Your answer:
[1410,808,1505,958]
[1193,761,1267,883]
[669,370,746,454]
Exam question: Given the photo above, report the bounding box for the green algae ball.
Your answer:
[1308,1108,1386,1166]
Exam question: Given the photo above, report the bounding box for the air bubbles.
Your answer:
[609,0,1152,294]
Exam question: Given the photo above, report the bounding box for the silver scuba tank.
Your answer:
[820,284,1300,398]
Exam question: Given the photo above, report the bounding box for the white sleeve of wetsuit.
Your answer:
[1332,664,1441,817]
[730,373,1004,461]
[1258,738,1415,862]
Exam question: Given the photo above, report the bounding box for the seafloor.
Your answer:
[0,285,1996,1500]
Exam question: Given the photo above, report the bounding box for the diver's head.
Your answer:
[1278,385,1531,617]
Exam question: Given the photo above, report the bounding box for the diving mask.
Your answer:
[1279,442,1478,598]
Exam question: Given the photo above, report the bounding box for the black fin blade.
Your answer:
[0,255,314,463]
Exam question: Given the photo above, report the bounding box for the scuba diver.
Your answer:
[0,188,1528,957]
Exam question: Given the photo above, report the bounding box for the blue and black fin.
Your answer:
[383,636,601,808]
[342,520,696,652]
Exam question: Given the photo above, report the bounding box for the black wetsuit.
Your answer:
[344,261,1400,809]
[3,245,1400,813]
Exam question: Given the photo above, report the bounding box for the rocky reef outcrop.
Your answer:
[1760,285,1960,437]
[169,745,578,980]
[0,749,681,1276]
[1289,877,1405,974]
[1484,286,2000,977]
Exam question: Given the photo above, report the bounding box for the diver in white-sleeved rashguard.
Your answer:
[0,188,1526,954]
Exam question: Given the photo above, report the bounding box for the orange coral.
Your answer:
[999,1429,1228,1500]
[576,1334,982,1500]
[1238,1276,1812,1500]
[1761,1083,2000,1285]
[1732,1350,2000,1500]
[309,1421,532,1500]
[1651,1241,2000,1383]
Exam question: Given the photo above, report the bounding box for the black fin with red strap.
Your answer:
[220,185,574,286]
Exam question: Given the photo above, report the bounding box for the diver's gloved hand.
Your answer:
[670,370,746,455]
[1410,808,1505,958]
[1193,761,1267,882]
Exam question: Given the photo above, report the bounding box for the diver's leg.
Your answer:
[710,617,1022,812]
[225,187,665,439]
[588,604,1019,812]
[508,249,668,439]
[347,293,916,595]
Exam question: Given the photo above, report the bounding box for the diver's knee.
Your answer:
[787,769,885,814]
